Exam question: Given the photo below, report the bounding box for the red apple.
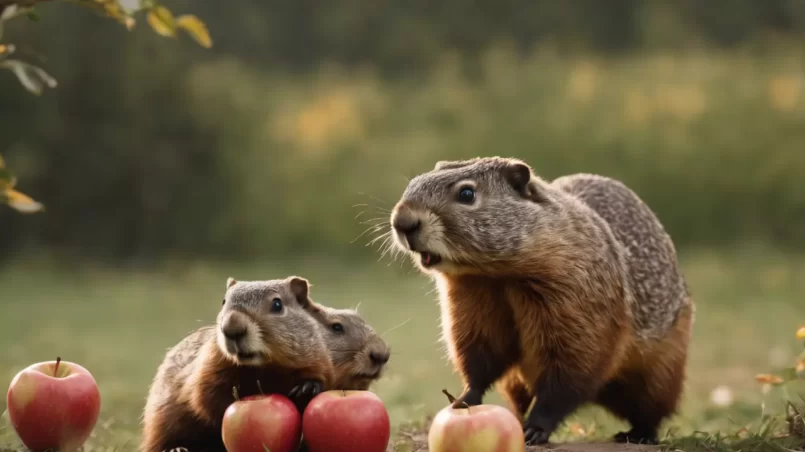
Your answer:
[222,393,302,452]
[428,392,525,452]
[302,390,390,452]
[6,357,101,452]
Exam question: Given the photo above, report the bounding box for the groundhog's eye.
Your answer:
[457,186,475,204]
[330,323,345,334]
[270,298,283,313]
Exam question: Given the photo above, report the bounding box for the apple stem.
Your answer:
[232,386,241,401]
[256,380,264,395]
[442,388,471,412]
[54,356,61,377]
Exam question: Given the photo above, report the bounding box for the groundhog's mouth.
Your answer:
[236,351,257,361]
[356,369,382,380]
[420,252,442,268]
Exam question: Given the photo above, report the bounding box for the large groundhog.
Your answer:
[139,276,335,452]
[389,156,694,445]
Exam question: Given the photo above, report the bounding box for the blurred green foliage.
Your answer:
[1,0,804,263]
[0,0,209,216]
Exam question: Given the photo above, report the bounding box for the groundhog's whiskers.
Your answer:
[381,318,411,337]
[350,216,391,244]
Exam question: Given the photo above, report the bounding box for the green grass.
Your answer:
[0,247,804,450]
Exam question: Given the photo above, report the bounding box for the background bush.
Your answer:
[1,0,804,264]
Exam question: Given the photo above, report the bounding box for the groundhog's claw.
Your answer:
[288,380,323,400]
[524,426,551,445]
[613,429,659,445]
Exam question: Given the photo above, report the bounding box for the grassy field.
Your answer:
[0,247,803,450]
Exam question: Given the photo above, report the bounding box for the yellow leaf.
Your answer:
[567,423,586,436]
[4,189,44,213]
[146,6,176,37]
[797,326,805,340]
[755,373,784,385]
[0,44,15,55]
[176,15,212,48]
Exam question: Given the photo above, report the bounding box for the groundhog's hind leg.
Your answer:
[596,303,693,445]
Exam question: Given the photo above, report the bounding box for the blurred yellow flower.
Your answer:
[567,61,599,105]
[656,84,707,121]
[755,373,784,385]
[624,89,651,125]
[272,89,364,153]
[796,326,805,340]
[768,75,801,112]
[567,422,587,437]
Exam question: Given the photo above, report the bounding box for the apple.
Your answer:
[222,393,302,452]
[6,357,101,452]
[428,389,525,452]
[302,390,390,452]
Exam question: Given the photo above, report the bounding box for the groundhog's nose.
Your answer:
[392,206,421,245]
[221,315,248,341]
[370,350,390,365]
[222,324,246,341]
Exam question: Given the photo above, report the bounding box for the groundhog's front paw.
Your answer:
[523,425,551,445]
[288,380,323,401]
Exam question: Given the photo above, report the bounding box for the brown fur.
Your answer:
[140,276,334,452]
[389,156,694,445]
[307,301,391,390]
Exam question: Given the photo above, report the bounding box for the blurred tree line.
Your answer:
[1,0,804,264]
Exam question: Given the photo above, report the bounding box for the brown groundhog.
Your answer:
[139,276,335,452]
[307,301,391,390]
[389,156,694,446]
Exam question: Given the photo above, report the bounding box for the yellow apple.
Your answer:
[428,400,525,452]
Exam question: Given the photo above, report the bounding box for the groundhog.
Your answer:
[139,276,335,452]
[307,301,391,390]
[389,156,694,446]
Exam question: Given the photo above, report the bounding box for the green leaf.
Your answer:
[146,5,176,37]
[777,367,800,383]
[0,168,15,189]
[176,14,212,48]
[25,8,40,22]
[1,5,36,23]
[0,59,57,95]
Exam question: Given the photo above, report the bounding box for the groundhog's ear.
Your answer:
[434,159,473,171]
[503,161,544,203]
[226,277,237,289]
[288,276,311,307]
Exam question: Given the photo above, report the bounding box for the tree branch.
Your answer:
[0,0,55,8]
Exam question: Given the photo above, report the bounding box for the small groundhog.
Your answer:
[389,156,694,446]
[307,301,391,390]
[139,276,335,452]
